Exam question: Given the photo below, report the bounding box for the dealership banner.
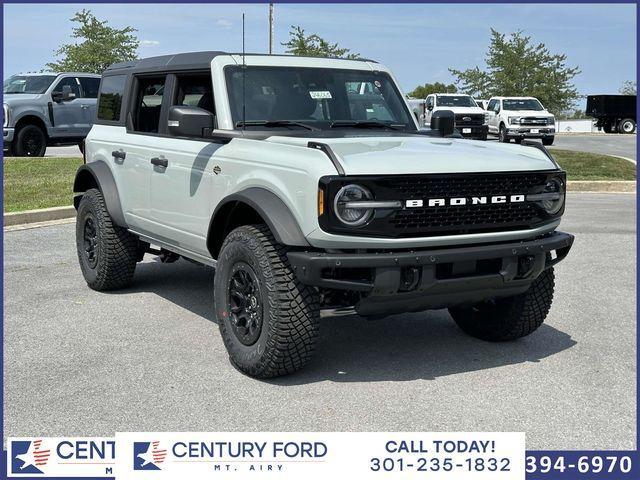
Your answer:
[114,432,525,480]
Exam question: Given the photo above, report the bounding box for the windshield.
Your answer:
[437,95,477,107]
[225,66,415,131]
[3,75,57,94]
[503,98,544,111]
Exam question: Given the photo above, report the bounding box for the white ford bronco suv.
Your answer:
[486,96,556,145]
[74,52,573,378]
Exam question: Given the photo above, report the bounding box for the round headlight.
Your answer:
[334,184,374,227]
[540,177,565,214]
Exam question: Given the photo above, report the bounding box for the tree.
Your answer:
[619,81,637,95]
[282,25,360,59]
[408,82,457,99]
[449,29,581,113]
[46,10,139,74]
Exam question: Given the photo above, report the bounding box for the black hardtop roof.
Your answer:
[104,51,376,75]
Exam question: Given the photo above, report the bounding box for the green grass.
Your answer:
[551,149,637,181]
[1,150,636,213]
[3,157,83,212]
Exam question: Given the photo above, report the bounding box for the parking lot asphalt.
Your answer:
[549,134,636,161]
[3,193,636,449]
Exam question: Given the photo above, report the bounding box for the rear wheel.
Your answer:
[542,136,555,146]
[13,124,46,157]
[214,225,320,378]
[449,268,555,342]
[619,118,636,134]
[76,188,139,290]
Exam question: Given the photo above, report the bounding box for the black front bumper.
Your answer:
[456,124,488,138]
[288,231,574,316]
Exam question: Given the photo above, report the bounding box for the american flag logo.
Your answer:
[12,439,51,474]
[134,440,167,470]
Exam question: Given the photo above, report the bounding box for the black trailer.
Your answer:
[586,94,636,134]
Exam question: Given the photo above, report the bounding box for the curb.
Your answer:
[3,181,636,228]
[567,181,636,193]
[4,205,76,227]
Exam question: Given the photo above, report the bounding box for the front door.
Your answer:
[50,76,84,137]
[486,99,500,133]
[148,72,221,258]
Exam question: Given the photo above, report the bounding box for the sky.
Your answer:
[3,3,637,107]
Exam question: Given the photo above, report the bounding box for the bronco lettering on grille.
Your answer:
[405,195,526,208]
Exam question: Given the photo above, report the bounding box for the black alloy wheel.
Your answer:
[227,262,264,346]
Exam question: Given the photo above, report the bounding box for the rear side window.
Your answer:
[132,76,166,133]
[79,77,101,98]
[97,75,127,121]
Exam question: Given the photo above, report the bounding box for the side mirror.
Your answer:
[168,105,214,138]
[427,104,434,111]
[430,110,455,137]
[52,85,76,102]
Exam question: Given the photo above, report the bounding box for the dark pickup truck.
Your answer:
[586,94,636,134]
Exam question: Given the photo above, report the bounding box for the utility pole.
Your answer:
[269,3,274,54]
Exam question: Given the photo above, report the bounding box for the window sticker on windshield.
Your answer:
[374,80,382,88]
[309,90,332,100]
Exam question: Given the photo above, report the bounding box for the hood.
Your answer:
[503,110,552,118]
[266,135,557,175]
[438,106,485,114]
[3,93,43,103]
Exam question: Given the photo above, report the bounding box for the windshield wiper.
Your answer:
[235,120,319,131]
[329,120,405,131]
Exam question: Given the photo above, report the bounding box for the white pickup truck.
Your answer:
[424,93,488,140]
[486,96,556,145]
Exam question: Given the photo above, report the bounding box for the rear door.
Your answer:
[78,76,101,132]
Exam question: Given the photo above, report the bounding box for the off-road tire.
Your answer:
[542,136,555,146]
[13,124,47,157]
[214,225,320,378]
[498,124,509,143]
[449,268,555,342]
[619,118,636,134]
[76,188,139,290]
[603,122,613,134]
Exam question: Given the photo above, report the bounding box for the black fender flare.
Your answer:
[208,187,309,257]
[73,161,127,227]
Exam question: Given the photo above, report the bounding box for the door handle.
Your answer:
[112,150,126,160]
[150,157,168,168]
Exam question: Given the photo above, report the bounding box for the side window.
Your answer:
[173,74,214,115]
[97,75,127,121]
[426,96,433,109]
[487,99,497,112]
[79,77,101,98]
[132,76,166,133]
[52,77,81,98]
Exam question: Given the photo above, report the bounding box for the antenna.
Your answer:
[242,13,246,132]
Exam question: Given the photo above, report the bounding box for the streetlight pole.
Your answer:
[269,3,274,54]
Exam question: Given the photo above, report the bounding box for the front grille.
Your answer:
[384,173,549,236]
[319,172,563,238]
[455,113,484,126]
[521,117,551,126]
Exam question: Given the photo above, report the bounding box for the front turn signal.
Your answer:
[318,187,325,216]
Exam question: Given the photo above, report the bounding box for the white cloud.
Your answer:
[140,40,160,46]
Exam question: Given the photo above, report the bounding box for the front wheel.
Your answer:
[76,188,139,290]
[214,225,320,378]
[498,124,509,143]
[13,124,47,157]
[449,268,555,342]
[619,118,636,134]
